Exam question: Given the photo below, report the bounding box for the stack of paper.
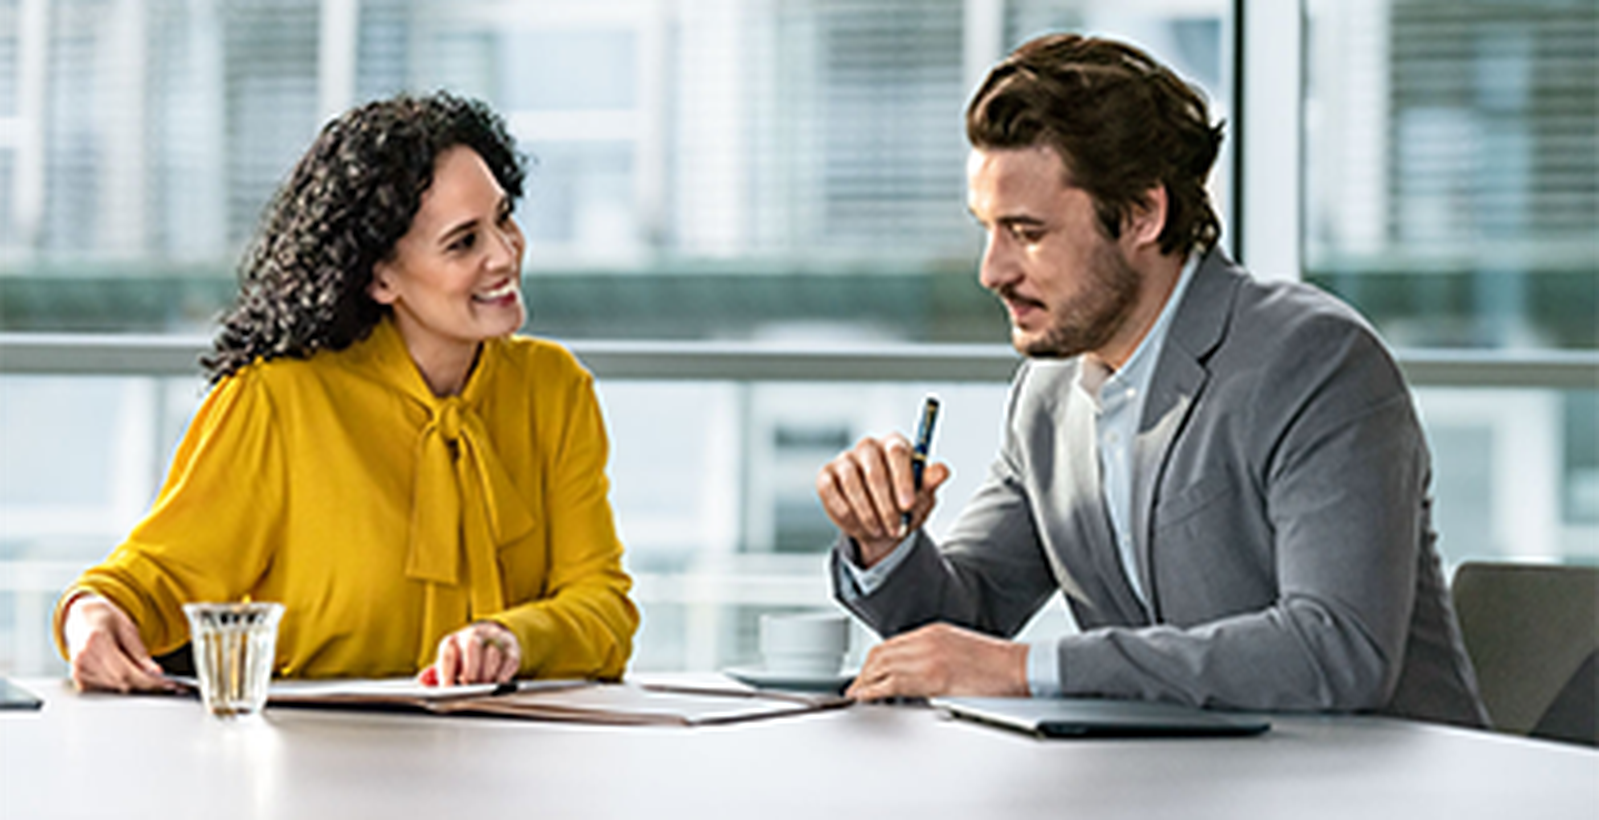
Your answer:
[262,678,851,726]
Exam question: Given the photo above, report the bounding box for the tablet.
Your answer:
[0,677,43,710]
[932,696,1270,739]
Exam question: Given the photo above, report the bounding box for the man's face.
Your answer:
[966,146,1141,359]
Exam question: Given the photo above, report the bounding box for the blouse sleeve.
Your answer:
[487,359,638,680]
[53,367,287,659]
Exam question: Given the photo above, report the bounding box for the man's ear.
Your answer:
[1123,184,1168,251]
[368,261,398,306]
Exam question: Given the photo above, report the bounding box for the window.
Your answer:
[1304,0,1596,351]
[1,0,1233,343]
[3,1,1244,676]
[1303,0,1598,560]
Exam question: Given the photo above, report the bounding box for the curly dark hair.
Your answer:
[967,33,1224,258]
[203,91,527,383]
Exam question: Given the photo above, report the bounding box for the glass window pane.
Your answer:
[1303,0,1598,564]
[1,0,1233,344]
[1304,0,1598,351]
[1416,387,1599,562]
[0,1,1233,676]
[0,374,204,676]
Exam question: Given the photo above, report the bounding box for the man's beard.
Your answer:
[1002,240,1142,359]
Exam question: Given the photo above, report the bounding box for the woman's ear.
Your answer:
[368,261,399,306]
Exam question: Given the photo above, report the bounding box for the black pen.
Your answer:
[904,395,941,528]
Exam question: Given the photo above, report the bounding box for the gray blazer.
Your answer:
[835,249,1489,727]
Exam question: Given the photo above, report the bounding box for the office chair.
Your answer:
[1451,561,1599,747]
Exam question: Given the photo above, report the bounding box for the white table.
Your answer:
[3,677,1595,819]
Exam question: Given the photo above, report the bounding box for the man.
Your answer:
[815,33,1487,726]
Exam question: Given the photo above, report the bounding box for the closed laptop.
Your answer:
[932,696,1270,739]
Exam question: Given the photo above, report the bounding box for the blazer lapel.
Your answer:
[1132,249,1243,619]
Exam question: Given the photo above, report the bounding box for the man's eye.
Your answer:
[1011,225,1044,243]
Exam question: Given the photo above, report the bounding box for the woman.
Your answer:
[54,92,638,691]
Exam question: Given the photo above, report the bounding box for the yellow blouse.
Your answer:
[55,318,637,679]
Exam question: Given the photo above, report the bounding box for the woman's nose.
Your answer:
[487,221,523,270]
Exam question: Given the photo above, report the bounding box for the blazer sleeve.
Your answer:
[1054,312,1425,711]
[54,368,287,659]
[832,372,1060,640]
[486,366,639,680]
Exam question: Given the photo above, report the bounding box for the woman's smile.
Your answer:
[472,278,520,307]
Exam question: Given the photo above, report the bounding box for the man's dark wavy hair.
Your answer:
[203,91,527,383]
[966,33,1224,257]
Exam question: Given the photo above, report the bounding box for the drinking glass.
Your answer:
[182,602,283,717]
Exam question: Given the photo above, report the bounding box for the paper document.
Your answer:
[266,677,582,703]
[256,678,850,726]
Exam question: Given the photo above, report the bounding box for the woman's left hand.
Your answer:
[420,621,521,686]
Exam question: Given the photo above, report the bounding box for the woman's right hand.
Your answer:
[62,594,179,693]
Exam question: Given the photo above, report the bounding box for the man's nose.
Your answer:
[977,233,1018,292]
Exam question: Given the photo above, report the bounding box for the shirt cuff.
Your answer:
[1026,640,1063,698]
[836,532,918,600]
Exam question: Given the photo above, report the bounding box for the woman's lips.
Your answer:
[472,279,519,306]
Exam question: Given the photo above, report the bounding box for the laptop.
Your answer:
[932,696,1270,739]
[0,677,43,710]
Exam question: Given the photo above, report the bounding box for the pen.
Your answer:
[904,395,941,528]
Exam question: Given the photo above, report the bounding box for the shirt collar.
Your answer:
[353,316,498,408]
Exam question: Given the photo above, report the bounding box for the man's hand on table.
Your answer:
[846,622,1029,701]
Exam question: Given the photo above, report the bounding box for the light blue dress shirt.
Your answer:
[1081,254,1201,609]
[838,254,1199,697]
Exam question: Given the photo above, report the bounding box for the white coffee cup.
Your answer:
[760,611,849,675]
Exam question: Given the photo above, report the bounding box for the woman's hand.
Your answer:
[419,621,521,686]
[63,594,179,693]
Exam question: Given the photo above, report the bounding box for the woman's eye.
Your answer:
[450,233,477,252]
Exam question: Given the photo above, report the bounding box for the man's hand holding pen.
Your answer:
[817,396,946,567]
[816,432,952,567]
[816,444,1031,701]
[817,397,1030,701]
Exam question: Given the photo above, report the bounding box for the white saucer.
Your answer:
[722,664,856,694]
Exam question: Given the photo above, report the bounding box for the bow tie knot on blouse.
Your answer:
[406,396,537,652]
[434,399,464,454]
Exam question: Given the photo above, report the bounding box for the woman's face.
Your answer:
[369,145,526,372]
